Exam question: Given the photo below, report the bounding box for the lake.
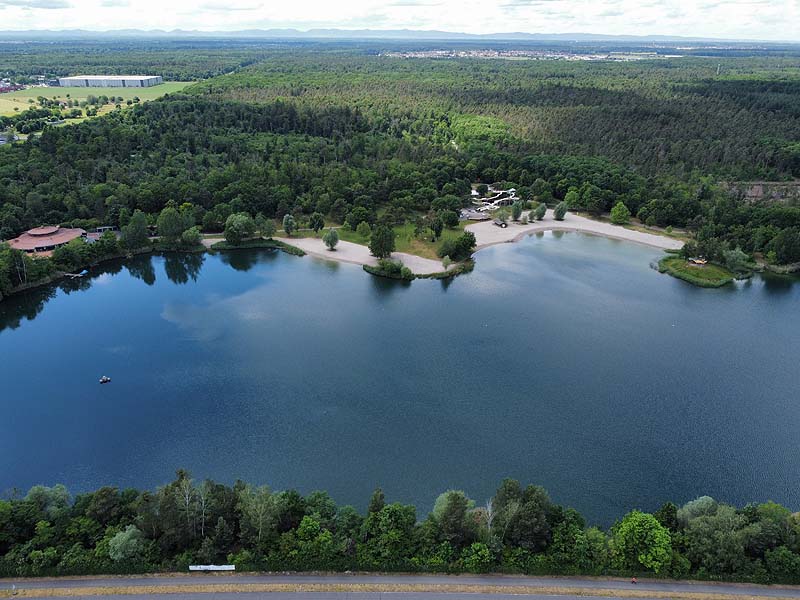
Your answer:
[2,231,799,525]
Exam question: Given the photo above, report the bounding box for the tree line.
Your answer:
[1,473,799,583]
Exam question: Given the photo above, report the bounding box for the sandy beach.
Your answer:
[275,236,449,275]
[465,210,684,251]
[203,211,683,275]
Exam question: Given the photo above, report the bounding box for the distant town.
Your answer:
[380,49,684,61]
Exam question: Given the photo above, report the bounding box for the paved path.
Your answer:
[466,210,684,251]
[5,573,800,597]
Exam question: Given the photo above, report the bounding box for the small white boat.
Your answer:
[99,376,111,384]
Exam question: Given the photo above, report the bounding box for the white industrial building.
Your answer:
[58,75,163,88]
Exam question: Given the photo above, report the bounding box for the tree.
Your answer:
[440,210,459,228]
[120,210,149,250]
[283,214,297,236]
[564,189,580,209]
[356,221,372,239]
[237,485,274,546]
[108,525,147,563]
[723,247,749,273]
[433,490,475,548]
[511,201,523,222]
[157,206,187,243]
[429,215,444,240]
[369,225,395,259]
[180,226,201,248]
[534,202,547,221]
[322,228,339,251]
[261,218,276,239]
[610,511,672,573]
[224,213,255,245]
[368,488,386,515]
[554,202,568,221]
[309,212,325,234]
[610,202,631,225]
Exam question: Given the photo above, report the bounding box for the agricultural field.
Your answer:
[0,82,191,116]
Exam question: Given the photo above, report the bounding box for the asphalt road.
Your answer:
[0,594,705,600]
[4,574,800,598]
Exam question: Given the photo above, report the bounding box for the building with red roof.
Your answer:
[6,226,86,254]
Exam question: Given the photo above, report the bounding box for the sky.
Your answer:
[0,0,798,41]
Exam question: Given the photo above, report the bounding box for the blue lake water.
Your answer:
[2,231,799,525]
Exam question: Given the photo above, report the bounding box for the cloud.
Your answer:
[0,0,69,7]
[199,1,261,9]
[100,0,128,6]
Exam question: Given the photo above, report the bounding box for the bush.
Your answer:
[437,231,476,262]
[554,202,568,221]
[224,213,255,245]
[610,202,631,225]
[356,221,372,238]
[180,226,202,248]
[461,542,492,573]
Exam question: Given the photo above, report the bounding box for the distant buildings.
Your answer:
[7,226,87,254]
[57,75,163,88]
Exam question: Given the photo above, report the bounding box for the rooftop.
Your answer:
[60,75,160,80]
[7,226,86,252]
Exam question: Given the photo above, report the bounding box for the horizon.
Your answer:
[0,26,797,45]
[0,0,797,43]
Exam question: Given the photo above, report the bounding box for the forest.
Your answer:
[0,40,273,81]
[2,46,800,297]
[1,474,799,583]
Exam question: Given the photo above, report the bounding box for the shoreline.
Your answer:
[466,209,684,252]
[0,216,684,303]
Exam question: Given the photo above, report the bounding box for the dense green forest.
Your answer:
[193,52,800,178]
[2,474,799,583]
[2,46,800,297]
[0,40,273,81]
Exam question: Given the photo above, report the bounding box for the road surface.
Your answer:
[4,573,800,599]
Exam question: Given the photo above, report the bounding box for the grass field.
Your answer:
[658,256,735,288]
[0,82,191,116]
[293,221,468,260]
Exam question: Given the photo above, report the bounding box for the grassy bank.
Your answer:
[210,238,305,256]
[658,256,734,288]
[294,222,467,261]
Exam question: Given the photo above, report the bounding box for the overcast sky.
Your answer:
[0,0,797,41]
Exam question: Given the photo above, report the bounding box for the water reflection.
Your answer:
[761,272,797,294]
[127,255,157,285]
[218,248,279,272]
[163,252,205,284]
[0,285,55,332]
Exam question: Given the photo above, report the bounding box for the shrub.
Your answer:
[224,213,255,245]
[554,202,568,221]
[610,202,631,225]
[356,221,372,238]
[180,226,202,248]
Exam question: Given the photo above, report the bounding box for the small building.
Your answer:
[7,225,86,254]
[58,75,163,88]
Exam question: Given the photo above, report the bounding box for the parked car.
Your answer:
[493,219,508,228]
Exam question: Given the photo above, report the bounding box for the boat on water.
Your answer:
[99,376,111,384]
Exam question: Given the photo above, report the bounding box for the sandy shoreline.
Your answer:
[465,209,684,251]
[203,210,682,275]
